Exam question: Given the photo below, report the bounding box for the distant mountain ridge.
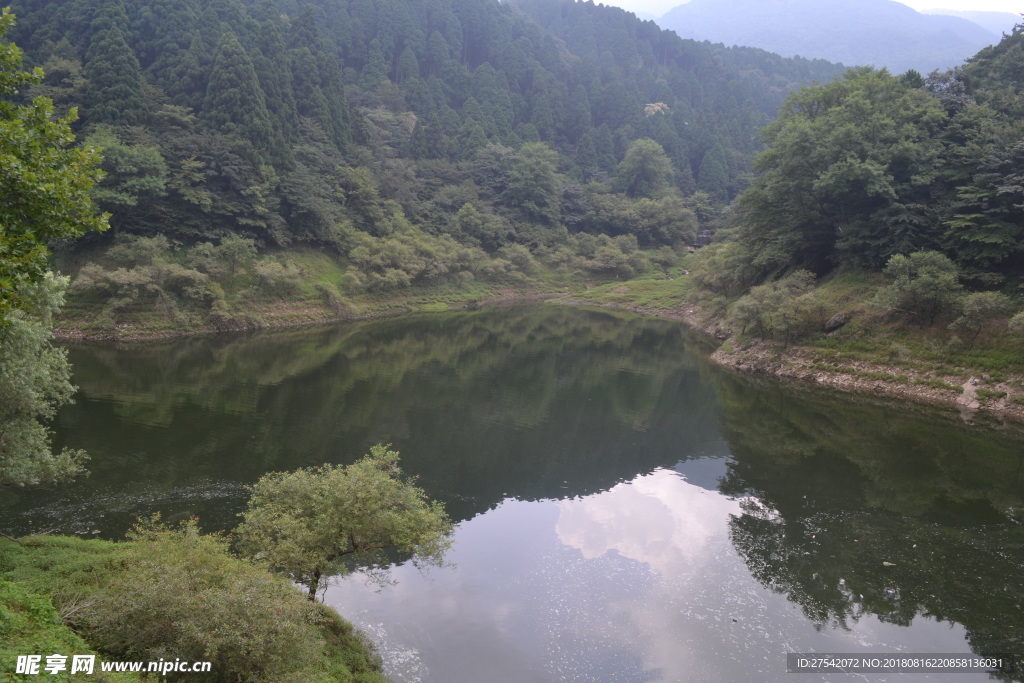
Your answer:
[657,0,1000,73]
[921,8,1020,38]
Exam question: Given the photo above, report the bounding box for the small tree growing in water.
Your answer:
[235,444,453,600]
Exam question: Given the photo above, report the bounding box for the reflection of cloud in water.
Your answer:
[326,468,975,683]
[553,468,971,682]
[555,468,761,681]
[556,468,740,574]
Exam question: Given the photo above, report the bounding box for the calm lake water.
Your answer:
[2,305,1023,682]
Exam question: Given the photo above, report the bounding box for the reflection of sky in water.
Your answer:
[325,463,974,683]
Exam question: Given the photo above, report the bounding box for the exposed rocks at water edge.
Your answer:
[660,305,1024,424]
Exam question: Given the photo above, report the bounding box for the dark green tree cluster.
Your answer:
[4,0,847,277]
[721,31,1024,282]
[9,0,357,247]
[685,25,1024,347]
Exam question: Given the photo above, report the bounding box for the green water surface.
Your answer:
[2,305,1022,681]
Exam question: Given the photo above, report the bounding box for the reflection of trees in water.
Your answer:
[711,369,1024,674]
[40,306,722,531]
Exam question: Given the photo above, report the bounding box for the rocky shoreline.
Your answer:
[641,303,1024,424]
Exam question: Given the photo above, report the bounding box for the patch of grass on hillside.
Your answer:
[580,274,692,310]
[687,264,1024,381]
[356,279,499,313]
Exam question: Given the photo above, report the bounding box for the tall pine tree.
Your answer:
[201,31,274,159]
[166,31,208,111]
[138,0,200,86]
[697,142,729,202]
[252,21,299,167]
[83,21,148,126]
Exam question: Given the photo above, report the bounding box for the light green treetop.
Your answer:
[235,444,453,600]
[0,273,88,486]
[617,138,674,199]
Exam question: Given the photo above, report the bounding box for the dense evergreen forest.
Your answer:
[2,0,847,328]
[3,0,1023,348]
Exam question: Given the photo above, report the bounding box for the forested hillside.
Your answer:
[697,28,1024,288]
[2,0,849,332]
[686,24,1024,394]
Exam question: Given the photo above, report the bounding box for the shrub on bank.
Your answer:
[0,579,139,682]
[0,523,386,683]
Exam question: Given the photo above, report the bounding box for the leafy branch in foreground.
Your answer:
[0,274,87,486]
[0,8,106,486]
[235,444,453,600]
[0,7,108,319]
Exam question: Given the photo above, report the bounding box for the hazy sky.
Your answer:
[604,0,1023,20]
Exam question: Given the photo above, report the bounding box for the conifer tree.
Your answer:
[135,0,199,78]
[197,5,225,55]
[426,31,451,78]
[202,31,274,158]
[317,51,354,151]
[207,0,256,44]
[565,85,592,145]
[359,38,390,90]
[84,22,148,126]
[594,125,618,174]
[286,8,353,152]
[166,31,208,110]
[253,21,299,167]
[289,45,333,134]
[458,119,488,159]
[396,46,420,84]
[288,5,324,52]
[89,0,131,38]
[697,142,730,202]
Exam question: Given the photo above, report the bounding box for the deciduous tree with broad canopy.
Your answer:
[1,7,107,317]
[0,8,107,486]
[235,444,453,600]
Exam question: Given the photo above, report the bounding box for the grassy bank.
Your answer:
[52,234,679,340]
[0,578,139,682]
[626,266,1024,419]
[574,264,1024,421]
[56,245,520,340]
[0,528,387,682]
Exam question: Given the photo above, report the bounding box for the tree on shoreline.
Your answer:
[0,7,107,487]
[235,444,453,600]
[1,7,108,318]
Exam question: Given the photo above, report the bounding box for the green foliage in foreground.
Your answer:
[0,9,107,486]
[0,274,87,487]
[0,579,138,682]
[236,445,453,600]
[0,8,107,319]
[0,527,387,683]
